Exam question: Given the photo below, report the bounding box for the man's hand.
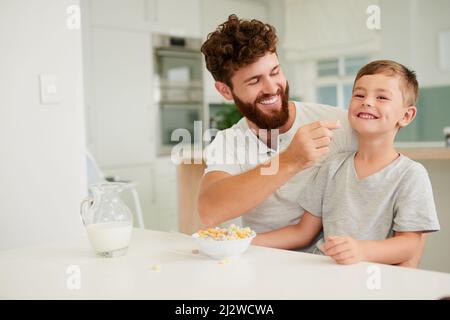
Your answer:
[323,236,365,265]
[283,120,341,171]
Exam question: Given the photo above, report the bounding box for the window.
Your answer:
[315,56,369,109]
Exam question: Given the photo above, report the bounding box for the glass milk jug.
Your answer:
[80,182,133,257]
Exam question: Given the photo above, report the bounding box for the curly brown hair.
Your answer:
[201,14,278,88]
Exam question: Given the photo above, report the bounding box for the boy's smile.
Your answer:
[356,112,379,120]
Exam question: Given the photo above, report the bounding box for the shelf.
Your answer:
[398,147,450,160]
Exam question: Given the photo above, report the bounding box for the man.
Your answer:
[198,14,356,249]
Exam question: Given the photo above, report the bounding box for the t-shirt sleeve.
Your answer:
[203,130,242,176]
[296,160,332,217]
[393,162,440,233]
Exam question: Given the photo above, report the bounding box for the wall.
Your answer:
[0,0,87,249]
[420,160,450,273]
[378,0,450,141]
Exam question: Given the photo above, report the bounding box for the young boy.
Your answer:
[252,60,440,266]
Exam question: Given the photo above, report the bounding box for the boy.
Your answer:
[252,60,440,266]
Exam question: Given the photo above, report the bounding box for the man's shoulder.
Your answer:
[295,101,348,121]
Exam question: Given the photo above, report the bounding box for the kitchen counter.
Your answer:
[398,147,450,160]
[1,228,449,299]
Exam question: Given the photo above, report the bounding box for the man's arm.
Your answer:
[323,232,422,265]
[251,211,322,250]
[198,120,341,227]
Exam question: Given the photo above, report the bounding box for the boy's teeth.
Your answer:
[358,113,377,119]
[259,95,278,105]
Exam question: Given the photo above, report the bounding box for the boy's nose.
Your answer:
[362,98,374,107]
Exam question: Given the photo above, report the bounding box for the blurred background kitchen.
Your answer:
[1,0,450,273]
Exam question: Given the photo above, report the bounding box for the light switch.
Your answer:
[39,74,59,104]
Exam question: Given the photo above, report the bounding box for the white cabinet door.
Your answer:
[284,0,381,58]
[90,28,155,166]
[201,0,268,39]
[152,0,202,38]
[90,0,152,30]
[154,157,179,231]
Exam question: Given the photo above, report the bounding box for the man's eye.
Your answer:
[271,71,280,76]
[248,79,258,85]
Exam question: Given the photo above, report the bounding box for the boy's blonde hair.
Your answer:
[354,60,419,107]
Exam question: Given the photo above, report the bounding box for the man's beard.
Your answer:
[232,82,290,130]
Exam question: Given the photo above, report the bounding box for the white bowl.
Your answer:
[192,232,256,259]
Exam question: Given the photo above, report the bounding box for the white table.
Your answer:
[1,228,449,299]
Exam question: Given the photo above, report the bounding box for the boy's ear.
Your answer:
[215,81,234,100]
[398,106,417,128]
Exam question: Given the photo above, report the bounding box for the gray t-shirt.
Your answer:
[297,152,440,253]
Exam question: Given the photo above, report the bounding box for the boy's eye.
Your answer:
[353,94,364,98]
[377,96,388,100]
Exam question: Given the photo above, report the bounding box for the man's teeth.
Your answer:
[358,113,377,119]
[259,95,278,105]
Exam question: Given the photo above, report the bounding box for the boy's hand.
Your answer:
[323,236,365,265]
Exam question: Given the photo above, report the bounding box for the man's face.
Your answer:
[229,52,290,129]
[348,74,407,137]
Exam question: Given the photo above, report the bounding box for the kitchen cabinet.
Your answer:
[89,0,152,30]
[89,27,155,167]
[152,0,202,38]
[154,157,179,231]
[178,161,205,234]
[101,160,179,232]
[88,0,201,37]
[283,0,381,60]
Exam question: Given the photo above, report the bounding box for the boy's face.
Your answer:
[215,52,290,129]
[348,73,415,137]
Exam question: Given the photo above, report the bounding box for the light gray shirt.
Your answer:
[203,102,357,235]
[297,152,440,253]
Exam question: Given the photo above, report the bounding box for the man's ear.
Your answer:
[215,81,233,100]
[398,106,417,128]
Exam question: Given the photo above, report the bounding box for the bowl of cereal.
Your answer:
[192,224,256,259]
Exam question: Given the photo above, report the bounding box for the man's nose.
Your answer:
[261,77,278,94]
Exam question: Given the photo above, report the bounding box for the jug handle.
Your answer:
[80,198,93,226]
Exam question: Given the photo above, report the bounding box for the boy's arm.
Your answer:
[251,211,322,250]
[324,231,422,265]
[396,233,428,268]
